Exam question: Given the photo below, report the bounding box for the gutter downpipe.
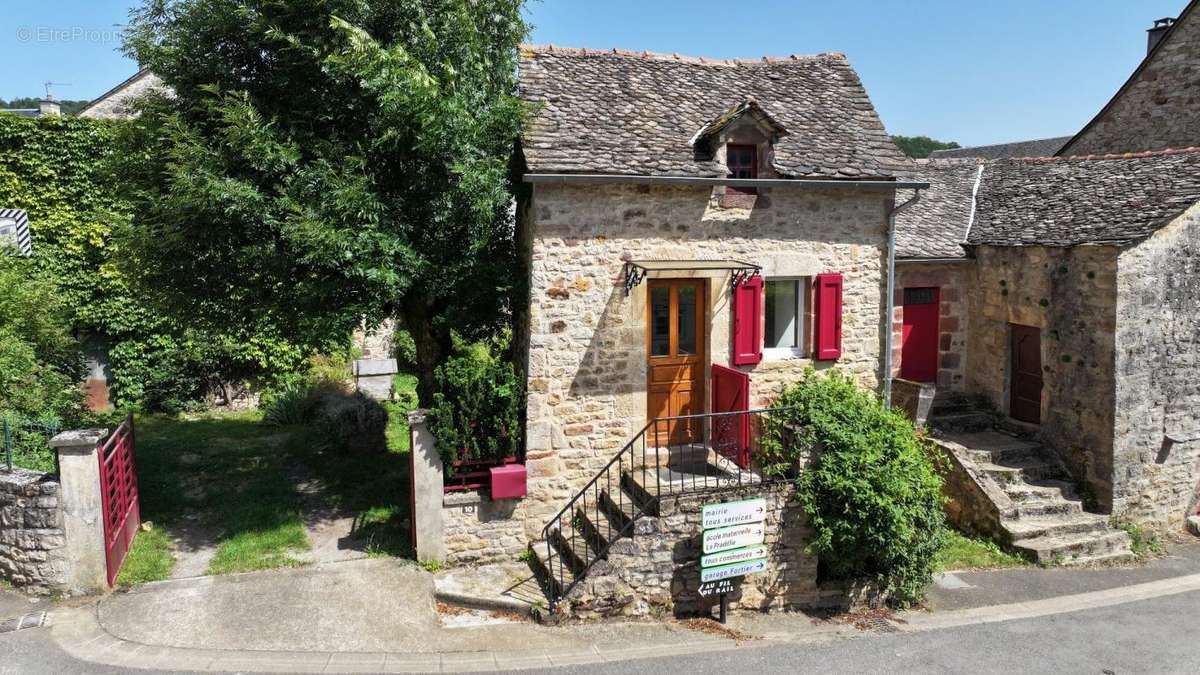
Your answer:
[883,189,923,406]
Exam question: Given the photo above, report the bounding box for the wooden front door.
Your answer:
[647,279,706,446]
[1009,324,1043,424]
[900,287,940,383]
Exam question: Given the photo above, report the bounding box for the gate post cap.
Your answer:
[49,428,109,452]
[407,409,430,425]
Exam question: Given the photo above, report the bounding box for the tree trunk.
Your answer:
[402,297,445,405]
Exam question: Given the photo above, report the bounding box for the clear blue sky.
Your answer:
[0,0,1187,146]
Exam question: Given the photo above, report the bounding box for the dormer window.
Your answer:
[727,144,758,195]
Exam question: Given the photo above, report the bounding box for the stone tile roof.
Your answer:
[968,148,1200,247]
[895,159,982,259]
[518,45,910,178]
[929,136,1072,160]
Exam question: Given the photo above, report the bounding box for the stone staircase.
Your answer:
[934,429,1133,565]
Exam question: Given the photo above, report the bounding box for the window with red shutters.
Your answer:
[732,275,763,365]
[814,273,843,361]
[726,144,758,195]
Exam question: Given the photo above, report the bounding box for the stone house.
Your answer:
[510,44,916,537]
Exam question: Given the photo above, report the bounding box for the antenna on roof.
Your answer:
[43,82,72,100]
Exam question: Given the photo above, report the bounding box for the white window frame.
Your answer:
[762,276,808,361]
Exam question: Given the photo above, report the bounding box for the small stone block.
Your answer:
[1186,516,1200,537]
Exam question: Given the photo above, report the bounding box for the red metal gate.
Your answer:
[98,416,140,587]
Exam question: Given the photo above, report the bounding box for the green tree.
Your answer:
[119,0,528,400]
[891,135,960,159]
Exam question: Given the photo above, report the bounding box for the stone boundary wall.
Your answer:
[562,482,835,620]
[891,378,935,427]
[441,492,527,566]
[0,468,68,594]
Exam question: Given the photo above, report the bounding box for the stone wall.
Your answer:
[561,482,828,620]
[519,182,890,541]
[1060,6,1200,156]
[79,70,166,120]
[894,262,970,392]
[1113,204,1200,527]
[965,244,1120,509]
[441,492,528,566]
[0,469,67,594]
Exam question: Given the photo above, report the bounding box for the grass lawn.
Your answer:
[937,530,1031,571]
[122,379,418,585]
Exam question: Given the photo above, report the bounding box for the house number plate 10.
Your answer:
[701,497,766,529]
[702,522,765,554]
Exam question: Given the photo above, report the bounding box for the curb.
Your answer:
[433,589,540,619]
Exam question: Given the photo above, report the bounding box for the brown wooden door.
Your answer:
[647,279,706,446]
[1009,324,1043,424]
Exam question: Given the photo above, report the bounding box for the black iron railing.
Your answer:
[537,407,799,611]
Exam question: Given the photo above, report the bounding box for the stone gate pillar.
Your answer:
[49,428,109,594]
[408,411,446,564]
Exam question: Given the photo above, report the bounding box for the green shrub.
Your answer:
[762,369,948,607]
[260,379,314,426]
[428,345,523,474]
[312,390,389,455]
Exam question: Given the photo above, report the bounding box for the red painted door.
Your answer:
[1010,324,1043,424]
[900,287,940,383]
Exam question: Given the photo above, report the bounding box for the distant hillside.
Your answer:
[892,135,960,159]
[0,97,91,116]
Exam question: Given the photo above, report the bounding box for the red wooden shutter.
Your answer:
[732,276,763,366]
[814,273,843,361]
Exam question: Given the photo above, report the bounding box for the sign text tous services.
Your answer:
[702,522,765,555]
[701,497,766,529]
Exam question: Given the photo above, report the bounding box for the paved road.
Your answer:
[535,590,1200,675]
[2,590,1197,674]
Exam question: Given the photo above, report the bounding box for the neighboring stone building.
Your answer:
[77,69,166,119]
[1058,1,1200,156]
[893,149,1200,534]
[929,137,1071,160]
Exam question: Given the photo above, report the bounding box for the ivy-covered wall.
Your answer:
[0,114,315,411]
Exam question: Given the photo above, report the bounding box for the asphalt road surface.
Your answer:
[2,590,1198,674]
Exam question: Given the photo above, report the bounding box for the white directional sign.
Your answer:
[701,497,766,529]
[702,522,765,554]
[701,557,768,583]
[701,544,768,569]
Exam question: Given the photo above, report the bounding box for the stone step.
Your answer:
[1005,513,1113,541]
[929,411,993,433]
[601,488,639,530]
[1003,479,1080,502]
[963,445,1047,467]
[1010,530,1134,565]
[550,526,597,574]
[528,539,568,597]
[977,459,1066,485]
[1013,497,1083,518]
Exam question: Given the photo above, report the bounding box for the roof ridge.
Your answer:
[519,43,846,66]
[1009,146,1200,162]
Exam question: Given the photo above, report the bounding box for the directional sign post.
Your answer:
[699,497,769,624]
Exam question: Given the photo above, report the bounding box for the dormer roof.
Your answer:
[518,45,910,179]
[688,98,789,149]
